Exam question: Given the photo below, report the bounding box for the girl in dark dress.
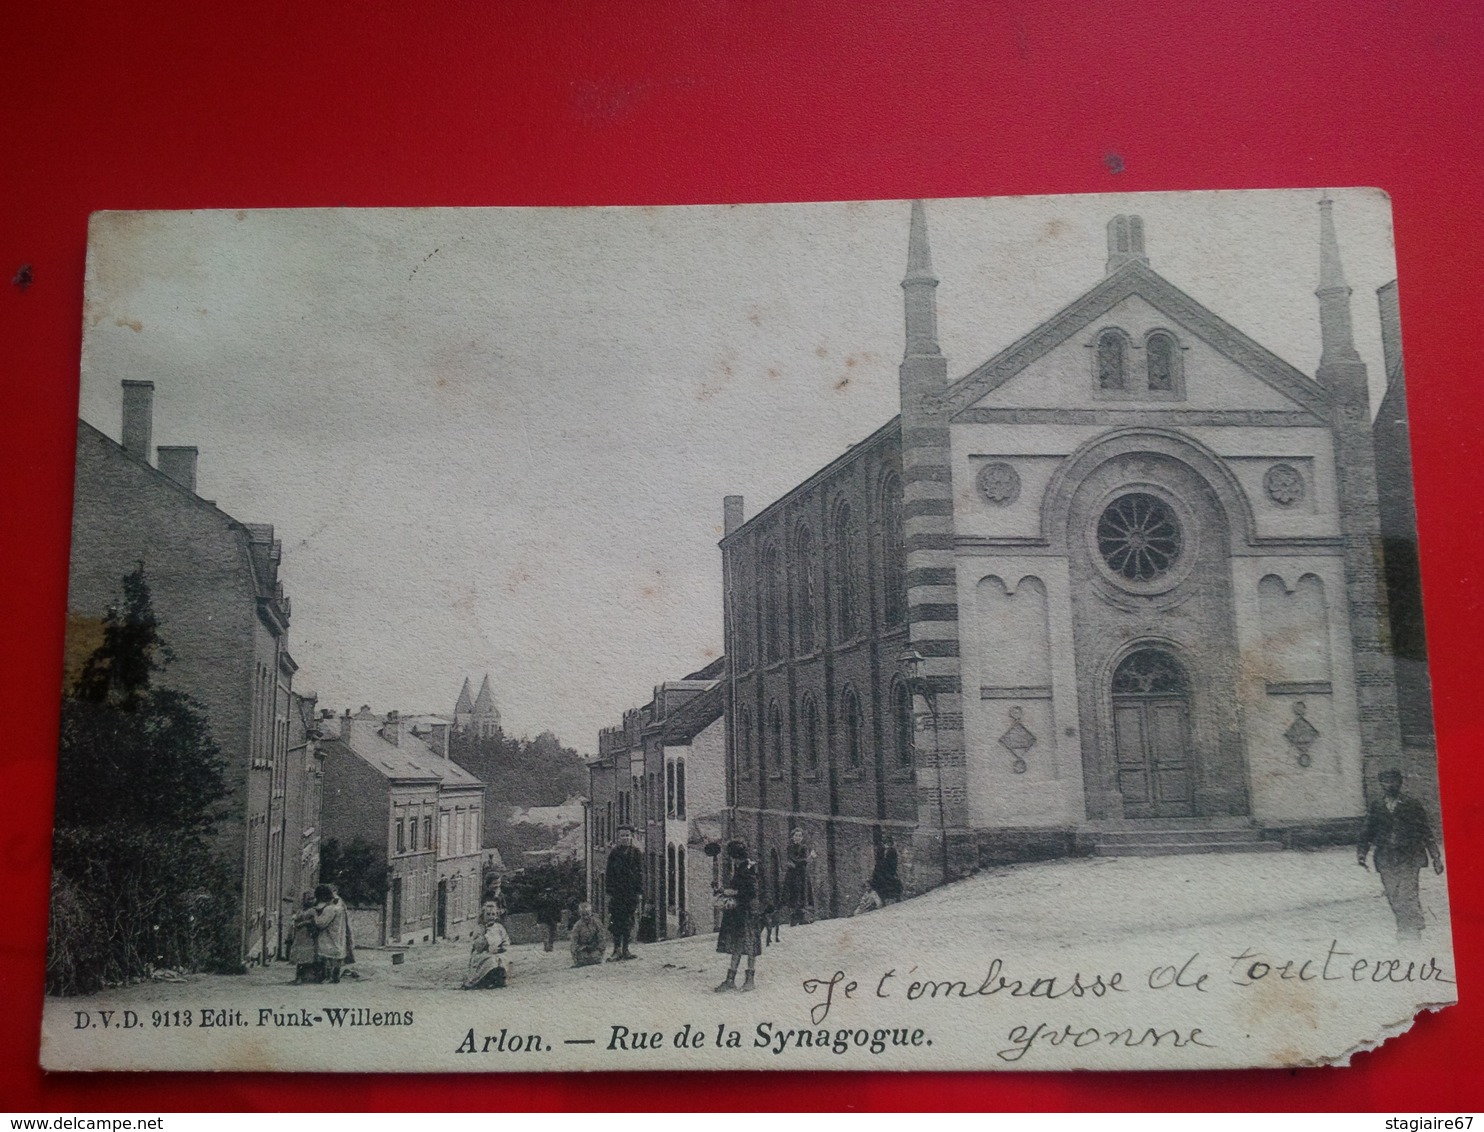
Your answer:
[714,840,761,992]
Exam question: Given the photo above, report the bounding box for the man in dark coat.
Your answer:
[1358,769,1443,939]
[603,826,644,960]
[869,834,903,904]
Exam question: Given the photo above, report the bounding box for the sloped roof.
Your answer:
[661,681,724,745]
[77,419,292,620]
[330,728,484,788]
[938,259,1330,421]
[454,677,474,714]
[721,415,902,546]
[685,656,726,681]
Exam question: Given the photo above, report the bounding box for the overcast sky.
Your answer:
[77,189,1398,751]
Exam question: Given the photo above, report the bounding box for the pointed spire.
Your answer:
[1318,192,1346,289]
[473,675,496,714]
[906,199,937,283]
[901,199,942,359]
[1316,194,1361,366]
[454,677,473,715]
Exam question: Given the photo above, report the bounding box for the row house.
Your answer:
[587,658,726,938]
[321,706,490,945]
[65,380,307,966]
[278,690,327,946]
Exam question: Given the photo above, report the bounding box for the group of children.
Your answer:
[286,884,355,984]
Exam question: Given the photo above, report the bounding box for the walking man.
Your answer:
[604,826,644,961]
[1358,769,1443,939]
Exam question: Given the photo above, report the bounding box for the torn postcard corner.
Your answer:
[43,189,1453,1072]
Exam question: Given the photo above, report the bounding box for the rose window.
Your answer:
[1096,493,1182,582]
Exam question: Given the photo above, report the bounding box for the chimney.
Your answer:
[157,446,199,493]
[121,381,154,462]
[383,710,401,747]
[724,495,744,536]
[340,708,353,742]
[1106,215,1148,274]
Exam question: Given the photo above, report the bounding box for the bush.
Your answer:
[502,858,585,918]
[48,566,239,996]
[47,824,239,996]
[318,837,388,909]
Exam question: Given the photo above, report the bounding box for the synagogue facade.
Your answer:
[721,199,1416,909]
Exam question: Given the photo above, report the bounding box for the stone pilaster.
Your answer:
[899,201,972,887]
[1315,197,1403,798]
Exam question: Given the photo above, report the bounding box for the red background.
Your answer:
[4,0,1483,1110]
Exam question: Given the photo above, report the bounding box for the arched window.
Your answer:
[1097,329,1127,391]
[832,502,861,639]
[842,686,864,769]
[1112,647,1188,696]
[739,708,753,773]
[666,844,677,906]
[880,474,906,625]
[677,848,687,912]
[801,695,821,773]
[768,700,784,773]
[795,525,819,654]
[891,678,913,768]
[762,543,784,662]
[675,759,686,819]
[665,761,675,816]
[1146,330,1177,393]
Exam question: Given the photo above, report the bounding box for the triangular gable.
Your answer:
[937,261,1330,421]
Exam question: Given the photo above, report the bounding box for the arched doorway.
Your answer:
[1111,647,1194,818]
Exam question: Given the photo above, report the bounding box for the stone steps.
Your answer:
[1093,839,1283,857]
[1089,824,1282,857]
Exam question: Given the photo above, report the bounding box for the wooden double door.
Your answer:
[1111,648,1195,818]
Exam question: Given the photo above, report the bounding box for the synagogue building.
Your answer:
[720,199,1423,914]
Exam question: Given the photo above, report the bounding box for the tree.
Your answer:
[502,858,585,918]
[55,566,229,835]
[319,837,389,909]
[447,725,587,863]
[48,566,237,994]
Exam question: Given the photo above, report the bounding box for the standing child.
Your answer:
[714,840,762,992]
[288,892,318,983]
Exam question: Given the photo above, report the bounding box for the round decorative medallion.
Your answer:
[1264,463,1305,507]
[976,461,1021,506]
[1096,493,1182,582]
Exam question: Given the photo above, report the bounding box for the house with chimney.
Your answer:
[321,706,490,944]
[720,198,1417,915]
[64,380,305,966]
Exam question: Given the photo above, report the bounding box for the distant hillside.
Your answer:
[448,728,587,860]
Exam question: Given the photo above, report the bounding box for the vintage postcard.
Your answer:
[42,190,1453,1071]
